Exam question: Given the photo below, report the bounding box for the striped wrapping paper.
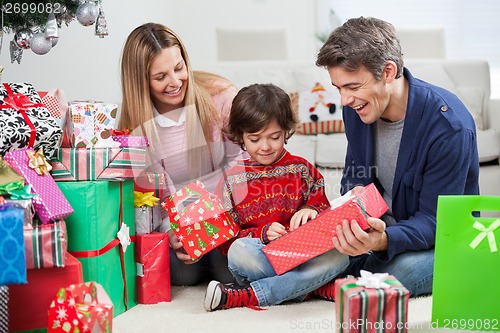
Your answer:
[24,220,67,269]
[334,275,409,333]
[49,147,147,181]
[296,119,344,134]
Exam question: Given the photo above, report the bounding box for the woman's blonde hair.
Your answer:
[119,23,232,177]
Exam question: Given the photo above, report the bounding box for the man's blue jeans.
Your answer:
[227,238,349,307]
[342,249,434,297]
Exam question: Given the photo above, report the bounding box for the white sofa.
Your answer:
[198,59,500,199]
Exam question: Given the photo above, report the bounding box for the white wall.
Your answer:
[0,0,316,104]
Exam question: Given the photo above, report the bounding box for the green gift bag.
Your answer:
[432,195,500,331]
[57,180,137,317]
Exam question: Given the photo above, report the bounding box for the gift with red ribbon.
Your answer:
[110,129,149,148]
[57,180,137,316]
[0,83,62,158]
[47,282,113,333]
[4,148,74,224]
[335,270,409,333]
[263,183,389,275]
[162,180,240,260]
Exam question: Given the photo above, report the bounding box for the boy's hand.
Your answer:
[289,208,318,231]
[267,222,287,241]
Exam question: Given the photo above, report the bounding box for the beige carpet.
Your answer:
[112,285,482,333]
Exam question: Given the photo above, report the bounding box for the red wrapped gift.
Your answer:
[3,148,74,224]
[48,282,113,333]
[335,270,409,333]
[263,183,388,275]
[8,253,83,332]
[24,220,67,269]
[136,232,171,304]
[161,181,240,260]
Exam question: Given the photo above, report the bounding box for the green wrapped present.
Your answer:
[432,195,500,331]
[57,180,137,316]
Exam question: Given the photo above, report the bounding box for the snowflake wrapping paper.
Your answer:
[66,101,120,148]
[162,181,240,260]
[47,282,113,333]
[263,183,389,275]
[0,83,63,159]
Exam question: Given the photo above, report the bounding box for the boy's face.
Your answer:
[243,119,286,166]
[327,65,390,124]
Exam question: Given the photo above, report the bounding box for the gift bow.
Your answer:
[117,222,131,253]
[469,219,500,253]
[134,191,159,208]
[26,148,52,176]
[7,184,38,200]
[2,91,40,112]
[355,270,390,289]
[110,129,131,136]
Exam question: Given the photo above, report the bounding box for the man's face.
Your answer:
[327,65,390,124]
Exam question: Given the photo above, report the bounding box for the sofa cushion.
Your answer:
[406,60,488,130]
[290,83,344,135]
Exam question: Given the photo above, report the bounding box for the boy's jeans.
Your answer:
[228,238,349,307]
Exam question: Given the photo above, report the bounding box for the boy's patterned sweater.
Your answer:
[217,149,330,245]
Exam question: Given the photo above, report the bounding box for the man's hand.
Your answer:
[167,229,200,264]
[332,217,388,256]
[267,222,287,241]
[289,208,318,231]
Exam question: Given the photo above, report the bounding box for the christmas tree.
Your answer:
[203,220,220,237]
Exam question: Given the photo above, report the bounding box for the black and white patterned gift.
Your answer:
[0,83,62,159]
[0,286,7,333]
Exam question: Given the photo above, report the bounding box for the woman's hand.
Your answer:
[266,222,287,241]
[289,208,318,231]
[167,229,201,264]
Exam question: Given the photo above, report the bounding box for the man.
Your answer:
[316,16,479,296]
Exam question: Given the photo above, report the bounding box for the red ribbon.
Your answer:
[0,83,43,148]
[110,129,131,136]
[70,182,135,310]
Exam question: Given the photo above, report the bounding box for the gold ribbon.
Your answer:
[26,148,52,176]
[134,191,159,208]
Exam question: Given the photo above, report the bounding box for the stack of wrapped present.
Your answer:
[0,82,153,331]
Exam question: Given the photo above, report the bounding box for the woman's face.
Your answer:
[149,46,188,114]
[242,119,286,165]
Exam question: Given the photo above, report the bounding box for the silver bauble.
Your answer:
[15,28,33,49]
[30,33,52,55]
[51,37,59,47]
[76,2,99,26]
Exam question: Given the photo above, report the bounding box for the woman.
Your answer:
[119,22,245,286]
